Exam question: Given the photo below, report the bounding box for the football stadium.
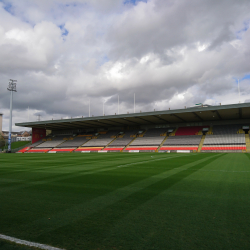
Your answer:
[15,102,250,154]
[0,103,250,250]
[1,0,250,249]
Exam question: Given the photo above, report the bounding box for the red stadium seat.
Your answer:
[175,126,209,136]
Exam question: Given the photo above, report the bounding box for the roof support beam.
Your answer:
[46,125,82,130]
[170,114,186,122]
[89,120,118,127]
[121,118,141,125]
[49,123,77,128]
[103,119,127,126]
[135,117,156,124]
[239,108,242,119]
[72,121,99,128]
[153,115,170,123]
[214,110,222,120]
[192,112,203,121]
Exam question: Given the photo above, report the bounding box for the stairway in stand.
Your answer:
[157,136,168,152]
[198,134,206,152]
[245,134,250,152]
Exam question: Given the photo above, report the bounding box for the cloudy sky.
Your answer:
[0,0,250,131]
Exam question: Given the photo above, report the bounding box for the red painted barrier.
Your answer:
[75,147,103,151]
[103,148,124,151]
[26,149,50,153]
[17,147,30,153]
[49,148,75,152]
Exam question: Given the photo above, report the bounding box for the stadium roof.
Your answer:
[15,103,250,130]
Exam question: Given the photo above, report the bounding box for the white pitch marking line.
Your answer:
[198,169,250,173]
[173,168,250,173]
[0,234,65,250]
[117,155,190,168]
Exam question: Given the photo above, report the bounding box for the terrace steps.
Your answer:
[245,134,250,152]
[169,127,178,136]
[79,137,91,147]
[157,136,168,152]
[122,137,137,151]
[102,137,118,150]
[198,135,206,152]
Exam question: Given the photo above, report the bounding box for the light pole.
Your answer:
[238,79,241,103]
[134,93,135,113]
[89,99,90,117]
[7,79,17,153]
[118,95,119,115]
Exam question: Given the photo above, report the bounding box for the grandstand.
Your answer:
[125,128,166,151]
[201,125,247,152]
[104,130,139,151]
[15,102,250,153]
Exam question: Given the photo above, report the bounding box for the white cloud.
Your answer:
[0,0,250,131]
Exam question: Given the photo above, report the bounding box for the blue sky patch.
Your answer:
[236,20,250,39]
[59,24,69,37]
[99,55,109,66]
[1,0,13,14]
[124,0,147,6]
[233,74,250,84]
[242,74,250,81]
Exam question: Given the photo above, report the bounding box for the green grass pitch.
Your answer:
[0,153,250,250]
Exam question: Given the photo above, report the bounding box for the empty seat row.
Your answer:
[163,135,202,145]
[36,140,65,148]
[143,128,167,137]
[57,137,90,148]
[130,137,165,146]
[211,125,242,135]
[203,134,245,145]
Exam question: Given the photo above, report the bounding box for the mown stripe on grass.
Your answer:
[16,154,220,241]
[0,234,64,250]
[0,154,185,194]
[98,153,230,250]
[86,154,224,248]
[34,154,223,250]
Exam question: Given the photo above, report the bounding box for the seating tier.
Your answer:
[125,146,158,151]
[203,134,245,145]
[212,125,242,135]
[143,128,167,137]
[36,140,65,148]
[160,146,198,150]
[56,137,89,148]
[175,126,208,136]
[130,137,165,146]
[163,135,202,145]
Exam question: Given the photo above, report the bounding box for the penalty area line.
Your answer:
[0,234,65,250]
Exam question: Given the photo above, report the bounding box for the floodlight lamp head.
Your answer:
[7,79,17,92]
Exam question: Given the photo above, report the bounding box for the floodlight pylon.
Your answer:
[7,79,17,153]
